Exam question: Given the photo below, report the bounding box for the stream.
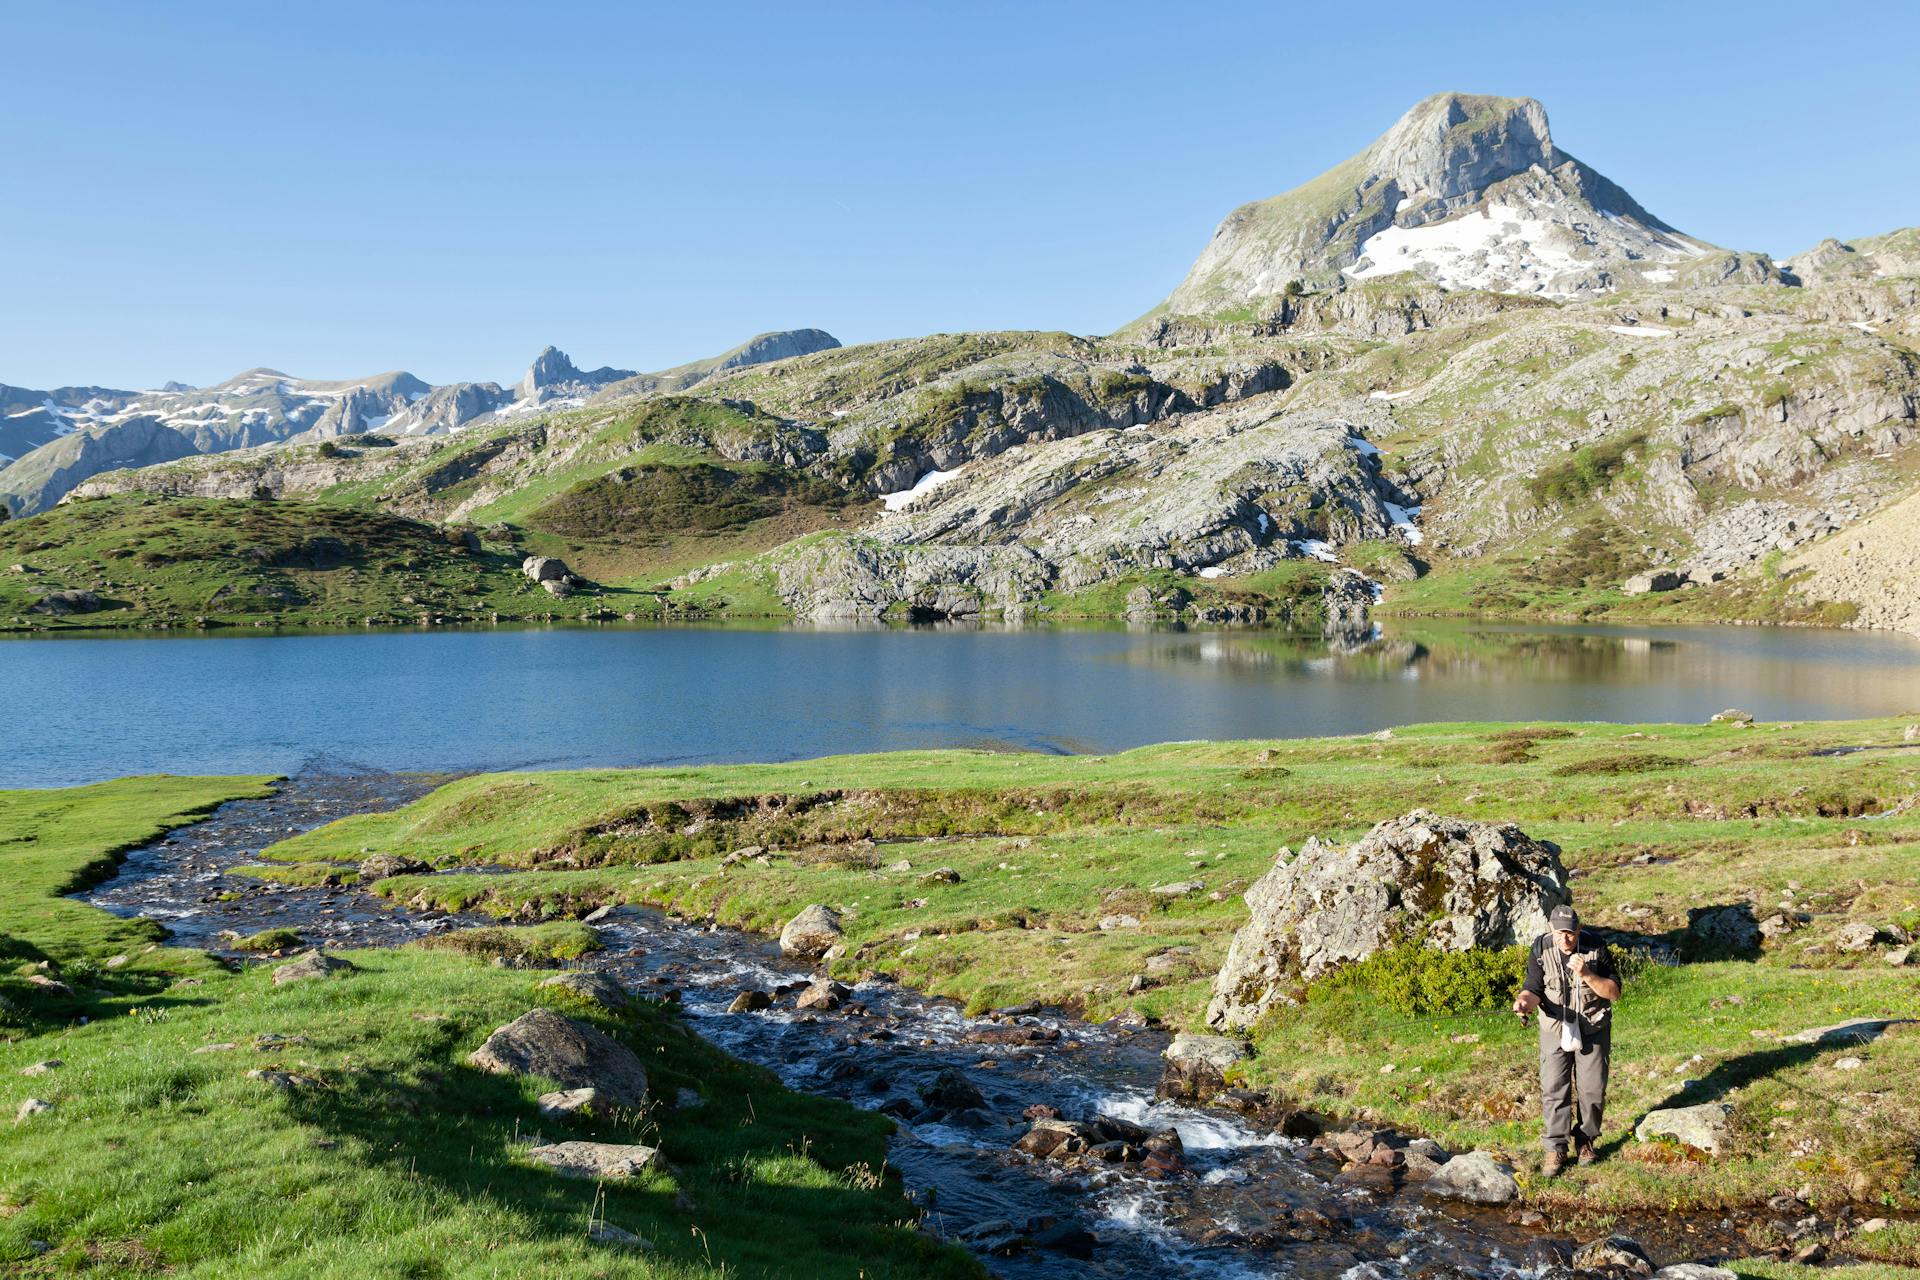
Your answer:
[81,772,1776,1277]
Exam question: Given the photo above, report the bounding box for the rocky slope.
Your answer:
[19,93,1920,637]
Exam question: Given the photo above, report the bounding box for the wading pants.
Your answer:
[1538,1016,1610,1151]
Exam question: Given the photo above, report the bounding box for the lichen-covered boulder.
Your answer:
[1205,810,1570,1031]
[1636,1102,1734,1156]
[1686,903,1762,957]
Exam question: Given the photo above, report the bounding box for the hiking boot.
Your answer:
[1542,1147,1567,1177]
[1576,1141,1598,1167]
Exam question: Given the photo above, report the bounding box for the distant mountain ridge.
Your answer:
[0,330,841,516]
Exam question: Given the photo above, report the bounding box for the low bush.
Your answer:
[1318,942,1527,1016]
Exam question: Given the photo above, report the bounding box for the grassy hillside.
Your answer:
[0,779,976,1278]
[266,719,1920,1251]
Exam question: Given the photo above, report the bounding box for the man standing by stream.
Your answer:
[1512,905,1623,1176]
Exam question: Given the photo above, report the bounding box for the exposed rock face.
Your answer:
[1205,810,1570,1031]
[1635,1102,1733,1156]
[31,589,106,616]
[778,904,843,958]
[466,1008,649,1110]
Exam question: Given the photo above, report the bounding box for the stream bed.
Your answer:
[80,773,1797,1277]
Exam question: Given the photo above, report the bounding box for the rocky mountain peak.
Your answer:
[1156,92,1715,315]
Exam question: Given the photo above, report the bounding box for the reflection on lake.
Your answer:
[5,620,1918,787]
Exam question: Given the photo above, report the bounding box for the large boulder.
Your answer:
[272,950,352,986]
[467,1008,649,1110]
[1205,810,1570,1031]
[1635,1102,1733,1156]
[778,904,843,958]
[521,555,571,583]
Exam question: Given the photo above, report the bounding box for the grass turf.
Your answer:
[0,777,978,1278]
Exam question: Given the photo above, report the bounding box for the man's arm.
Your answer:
[1513,939,1544,1016]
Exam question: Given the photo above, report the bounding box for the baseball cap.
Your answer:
[1549,905,1579,931]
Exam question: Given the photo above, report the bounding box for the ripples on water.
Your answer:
[9,620,1920,786]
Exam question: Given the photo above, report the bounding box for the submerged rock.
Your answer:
[1205,809,1569,1031]
[467,1008,649,1110]
[779,904,843,958]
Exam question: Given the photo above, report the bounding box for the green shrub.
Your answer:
[233,927,305,952]
[1550,753,1687,777]
[1321,943,1527,1016]
[1526,433,1647,508]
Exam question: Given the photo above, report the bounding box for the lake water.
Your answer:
[6,621,1920,788]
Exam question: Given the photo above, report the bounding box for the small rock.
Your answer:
[1636,1102,1733,1156]
[580,904,617,924]
[779,904,844,959]
[587,1220,654,1249]
[885,859,913,873]
[1097,914,1141,931]
[1150,880,1204,897]
[1833,1056,1864,1071]
[248,1069,320,1091]
[726,990,773,1014]
[526,1140,661,1180]
[15,1098,54,1123]
[1653,1267,1737,1280]
[19,1060,63,1077]
[193,1042,238,1054]
[272,950,351,986]
[537,1088,602,1117]
[467,1008,649,1110]
[24,974,74,996]
[1422,1151,1517,1205]
[1574,1235,1653,1275]
[536,971,630,1010]
[1887,946,1913,967]
[918,867,962,885]
[795,978,850,1011]
[357,852,428,881]
[1709,708,1755,724]
[1835,921,1883,952]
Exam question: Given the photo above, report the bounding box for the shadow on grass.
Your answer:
[275,1004,976,1279]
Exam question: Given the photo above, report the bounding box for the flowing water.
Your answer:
[78,774,1778,1277]
[9,619,1920,788]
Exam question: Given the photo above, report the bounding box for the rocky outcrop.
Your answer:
[1205,810,1569,1031]
[357,853,429,881]
[466,1008,650,1110]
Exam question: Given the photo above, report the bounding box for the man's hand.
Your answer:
[1568,953,1588,979]
[1513,989,1540,1020]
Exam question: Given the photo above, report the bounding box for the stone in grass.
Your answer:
[1421,1151,1518,1205]
[536,970,631,1011]
[1635,1102,1732,1156]
[526,1140,661,1180]
[537,1087,601,1117]
[467,1008,649,1110]
[15,1098,54,1123]
[588,1220,655,1249]
[778,904,843,959]
[19,1060,63,1077]
[1834,921,1883,952]
[919,867,962,885]
[272,950,352,986]
[248,1069,321,1091]
[357,852,429,881]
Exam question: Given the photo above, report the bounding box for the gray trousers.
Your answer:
[1538,1016,1610,1151]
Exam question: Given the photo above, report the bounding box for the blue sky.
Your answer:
[6,1,1917,390]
